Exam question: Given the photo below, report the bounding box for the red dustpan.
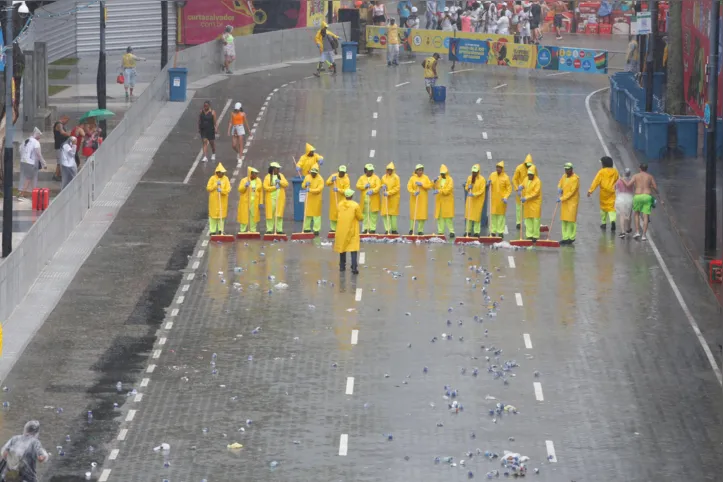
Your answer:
[210,234,235,242]
[236,232,261,240]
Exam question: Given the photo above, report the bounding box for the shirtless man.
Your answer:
[624,163,660,241]
[552,0,565,40]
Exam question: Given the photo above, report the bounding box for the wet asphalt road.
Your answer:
[1,50,723,481]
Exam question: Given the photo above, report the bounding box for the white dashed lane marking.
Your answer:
[523,333,532,349]
[351,329,359,345]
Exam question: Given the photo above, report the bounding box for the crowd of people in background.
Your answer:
[379,0,568,44]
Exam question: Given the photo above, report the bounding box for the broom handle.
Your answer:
[519,185,524,242]
[413,190,418,234]
[466,185,471,234]
[273,176,278,235]
[218,187,223,233]
[547,202,559,241]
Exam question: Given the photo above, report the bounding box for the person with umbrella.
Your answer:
[121,46,147,99]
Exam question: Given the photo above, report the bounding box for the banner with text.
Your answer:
[366,26,513,54]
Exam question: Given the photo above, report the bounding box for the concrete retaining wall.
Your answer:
[0,24,349,323]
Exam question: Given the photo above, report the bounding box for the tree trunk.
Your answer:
[665,0,684,115]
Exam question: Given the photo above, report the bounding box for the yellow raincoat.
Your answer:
[464,169,486,223]
[326,172,351,221]
[407,174,433,221]
[588,167,620,212]
[513,154,534,205]
[334,199,363,253]
[263,172,289,219]
[207,164,231,219]
[434,165,454,218]
[297,143,323,177]
[558,173,580,222]
[381,168,401,216]
[302,171,324,217]
[489,163,512,215]
[522,166,542,219]
[356,174,382,212]
[315,22,339,52]
[237,173,262,225]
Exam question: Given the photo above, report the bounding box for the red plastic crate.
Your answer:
[710,260,723,284]
[599,23,612,34]
[31,188,49,211]
[586,23,599,34]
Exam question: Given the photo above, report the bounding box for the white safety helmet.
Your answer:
[411,6,418,12]
[234,102,242,110]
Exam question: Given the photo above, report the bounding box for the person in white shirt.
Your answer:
[496,5,510,34]
[17,127,47,202]
[60,136,78,190]
[440,7,455,30]
[483,0,498,33]
[406,6,420,28]
[518,3,531,44]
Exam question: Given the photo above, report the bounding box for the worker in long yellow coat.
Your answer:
[207,162,231,235]
[302,164,324,234]
[237,167,262,233]
[520,165,542,242]
[355,163,382,233]
[381,162,401,234]
[512,154,534,229]
[557,162,580,245]
[263,161,289,234]
[296,143,324,177]
[433,164,455,237]
[464,164,486,236]
[488,160,512,238]
[587,155,619,231]
[334,189,363,274]
[325,165,351,233]
[407,164,434,235]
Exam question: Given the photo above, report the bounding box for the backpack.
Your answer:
[328,35,339,50]
[5,437,26,470]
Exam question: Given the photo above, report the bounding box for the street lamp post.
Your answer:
[2,0,14,258]
[161,0,168,69]
[97,0,106,135]
[704,0,721,256]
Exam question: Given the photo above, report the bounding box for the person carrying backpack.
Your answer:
[1,421,48,482]
[314,22,339,76]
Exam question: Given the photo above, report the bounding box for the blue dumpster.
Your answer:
[632,111,645,152]
[673,116,700,157]
[703,118,723,158]
[615,85,628,123]
[609,78,618,115]
[433,86,446,102]
[291,176,304,222]
[342,41,358,72]
[168,67,188,102]
[643,113,671,160]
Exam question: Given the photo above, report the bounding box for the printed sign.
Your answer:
[173,77,181,87]
[449,37,490,63]
[637,11,651,35]
[557,47,608,74]
[299,190,307,203]
[346,50,352,60]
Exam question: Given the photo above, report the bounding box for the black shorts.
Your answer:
[201,129,216,141]
[553,13,563,28]
[530,20,540,29]
[373,14,386,23]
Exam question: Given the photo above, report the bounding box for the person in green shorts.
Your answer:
[624,163,659,241]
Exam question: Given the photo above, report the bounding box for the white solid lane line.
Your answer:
[449,68,474,74]
[351,329,359,345]
[508,256,516,268]
[339,434,348,456]
[523,333,532,349]
[515,293,523,306]
[585,88,723,387]
[346,377,355,394]
[534,382,544,401]
[183,98,232,184]
[546,440,557,462]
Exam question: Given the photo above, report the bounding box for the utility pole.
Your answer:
[2,0,14,258]
[704,0,721,256]
[161,0,168,69]
[644,0,658,112]
[97,0,106,135]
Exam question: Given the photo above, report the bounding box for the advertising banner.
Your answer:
[367,26,452,54]
[305,0,327,28]
[449,37,490,63]
[534,46,559,71]
[682,0,723,116]
[488,42,537,69]
[454,31,515,44]
[557,47,608,74]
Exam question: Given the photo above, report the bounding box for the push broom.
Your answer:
[378,185,399,239]
[263,172,288,242]
[327,177,339,239]
[402,190,422,242]
[478,182,502,245]
[211,182,234,242]
[535,203,561,248]
[455,187,478,245]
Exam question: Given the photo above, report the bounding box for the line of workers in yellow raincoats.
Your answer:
[207,150,622,245]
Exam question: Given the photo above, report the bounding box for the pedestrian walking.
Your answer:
[221,25,236,74]
[520,165,542,243]
[206,163,231,235]
[551,0,565,40]
[588,155,620,231]
[326,165,351,233]
[557,162,579,245]
[302,164,324,235]
[59,136,78,190]
[512,154,534,229]
[614,167,634,238]
[1,420,48,482]
[425,0,438,29]
[422,53,440,101]
[17,127,47,202]
[264,162,289,234]
[381,162,401,234]
[371,0,387,25]
[69,122,85,167]
[488,160,512,238]
[121,46,146,99]
[314,22,339,76]
[464,164,486,237]
[335,189,363,274]
[529,0,543,43]
[434,164,455,237]
[387,18,400,66]
[198,101,217,163]
[407,164,433,235]
[52,115,70,181]
[227,102,250,162]
[356,164,382,233]
[624,163,660,241]
[297,143,324,177]
[237,167,262,233]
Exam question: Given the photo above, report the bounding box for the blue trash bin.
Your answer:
[168,67,188,102]
[291,176,304,222]
[632,111,645,152]
[433,86,446,102]
[609,78,618,115]
[342,42,358,72]
[615,86,628,123]
[643,113,671,160]
[673,116,700,157]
